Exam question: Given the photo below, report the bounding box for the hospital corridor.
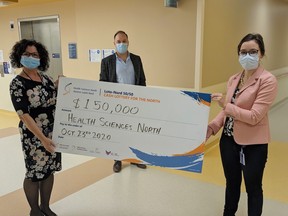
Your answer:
[0,96,287,215]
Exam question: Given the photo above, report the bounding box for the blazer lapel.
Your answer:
[238,66,264,94]
[226,73,241,103]
[111,55,117,82]
[130,53,139,84]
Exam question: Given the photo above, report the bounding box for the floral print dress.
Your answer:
[10,73,61,182]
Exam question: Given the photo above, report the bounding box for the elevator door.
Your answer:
[18,16,62,81]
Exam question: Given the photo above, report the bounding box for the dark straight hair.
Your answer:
[237,33,265,56]
[114,30,128,39]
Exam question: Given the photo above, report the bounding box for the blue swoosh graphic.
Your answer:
[181,91,211,104]
[129,147,203,173]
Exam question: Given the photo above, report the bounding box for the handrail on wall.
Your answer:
[271,71,288,110]
[275,71,288,79]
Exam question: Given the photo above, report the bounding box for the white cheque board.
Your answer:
[52,77,211,173]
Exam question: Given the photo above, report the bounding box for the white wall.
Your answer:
[0,74,15,111]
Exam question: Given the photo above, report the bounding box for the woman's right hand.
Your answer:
[19,114,57,153]
[42,137,56,153]
[211,93,226,108]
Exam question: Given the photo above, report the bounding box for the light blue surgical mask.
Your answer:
[116,43,128,54]
[20,56,40,69]
[239,54,259,71]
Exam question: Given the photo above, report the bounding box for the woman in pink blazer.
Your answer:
[206,33,278,216]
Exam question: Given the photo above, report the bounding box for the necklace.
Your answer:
[22,70,42,82]
[240,73,245,87]
[22,70,33,80]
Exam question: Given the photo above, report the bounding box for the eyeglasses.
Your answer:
[22,52,40,58]
[239,49,259,57]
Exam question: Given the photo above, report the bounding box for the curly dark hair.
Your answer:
[9,39,50,71]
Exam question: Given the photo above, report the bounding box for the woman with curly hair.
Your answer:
[9,39,61,216]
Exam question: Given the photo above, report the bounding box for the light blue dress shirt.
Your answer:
[116,53,135,85]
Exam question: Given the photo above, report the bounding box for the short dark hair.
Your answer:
[9,39,50,72]
[114,30,128,39]
[237,33,265,56]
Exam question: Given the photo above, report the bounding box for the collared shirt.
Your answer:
[115,53,135,85]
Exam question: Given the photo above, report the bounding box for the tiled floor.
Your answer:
[0,106,287,216]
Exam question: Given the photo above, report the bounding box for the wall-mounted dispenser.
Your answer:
[164,0,178,8]
[0,0,18,7]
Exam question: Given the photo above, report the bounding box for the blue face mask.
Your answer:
[20,56,40,69]
[239,54,259,71]
[116,43,128,54]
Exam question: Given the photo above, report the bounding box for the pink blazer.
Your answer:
[209,66,278,145]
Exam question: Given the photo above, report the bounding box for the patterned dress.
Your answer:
[10,73,61,182]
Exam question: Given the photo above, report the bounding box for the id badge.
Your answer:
[240,147,245,166]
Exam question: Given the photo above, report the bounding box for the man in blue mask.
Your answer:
[100,30,147,172]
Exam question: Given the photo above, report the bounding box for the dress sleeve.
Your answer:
[9,77,29,116]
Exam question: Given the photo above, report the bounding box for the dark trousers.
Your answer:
[219,134,268,216]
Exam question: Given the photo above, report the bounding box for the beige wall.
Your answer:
[1,0,287,147]
[0,0,197,88]
[1,0,287,89]
[202,0,288,87]
[71,0,197,88]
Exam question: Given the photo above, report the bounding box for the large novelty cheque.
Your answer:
[53,77,211,173]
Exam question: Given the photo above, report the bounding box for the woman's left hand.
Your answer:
[54,75,65,88]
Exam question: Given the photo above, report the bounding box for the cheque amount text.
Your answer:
[73,98,139,115]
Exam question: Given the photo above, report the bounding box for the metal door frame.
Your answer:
[18,15,60,37]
